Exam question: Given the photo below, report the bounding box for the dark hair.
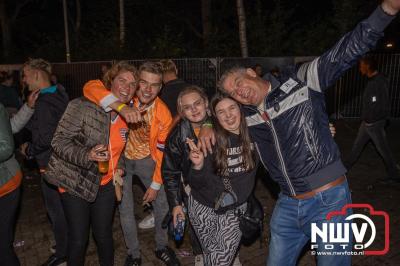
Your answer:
[217,66,247,92]
[102,61,138,89]
[210,92,255,176]
[360,56,378,72]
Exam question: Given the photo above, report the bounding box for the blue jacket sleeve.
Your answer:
[296,6,396,92]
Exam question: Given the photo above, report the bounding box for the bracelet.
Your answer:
[116,103,127,112]
[202,122,213,128]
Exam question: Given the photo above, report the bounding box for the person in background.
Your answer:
[159,59,191,119]
[0,71,22,115]
[100,63,112,80]
[20,58,69,266]
[0,103,24,266]
[344,56,400,184]
[45,61,138,265]
[252,64,263,77]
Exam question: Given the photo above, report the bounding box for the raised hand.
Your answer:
[382,0,400,15]
[119,105,143,123]
[27,90,40,108]
[88,144,110,161]
[186,138,204,170]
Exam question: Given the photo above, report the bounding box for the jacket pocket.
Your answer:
[303,123,318,160]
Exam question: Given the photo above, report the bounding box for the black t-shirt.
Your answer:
[159,79,190,117]
[361,73,390,123]
[188,133,258,208]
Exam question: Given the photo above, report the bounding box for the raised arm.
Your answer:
[297,1,399,92]
[83,80,142,123]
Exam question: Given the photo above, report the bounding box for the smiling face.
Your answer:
[180,92,208,126]
[221,68,269,106]
[214,97,241,134]
[110,71,137,103]
[136,71,162,105]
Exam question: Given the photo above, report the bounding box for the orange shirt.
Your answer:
[0,171,22,197]
[124,103,155,160]
[193,126,201,138]
[59,114,128,192]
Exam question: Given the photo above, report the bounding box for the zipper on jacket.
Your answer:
[244,105,296,196]
[268,117,296,196]
[303,125,317,160]
[254,143,270,173]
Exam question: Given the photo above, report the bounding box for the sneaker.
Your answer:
[138,212,155,229]
[155,246,181,266]
[124,255,141,266]
[194,254,204,266]
[41,255,66,266]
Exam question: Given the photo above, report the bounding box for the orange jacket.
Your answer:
[83,80,172,187]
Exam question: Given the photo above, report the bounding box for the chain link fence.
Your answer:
[4,54,400,118]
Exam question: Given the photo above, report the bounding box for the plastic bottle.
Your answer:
[174,214,185,241]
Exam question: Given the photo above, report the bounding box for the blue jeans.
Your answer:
[267,179,352,266]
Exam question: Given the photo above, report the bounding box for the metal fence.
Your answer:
[30,54,400,118]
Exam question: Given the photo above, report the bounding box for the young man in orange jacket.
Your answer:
[83,61,180,266]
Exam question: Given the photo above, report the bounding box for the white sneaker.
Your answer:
[138,212,155,229]
[194,254,204,266]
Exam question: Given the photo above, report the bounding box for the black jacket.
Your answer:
[361,73,390,123]
[162,118,196,209]
[26,85,69,167]
[162,118,257,209]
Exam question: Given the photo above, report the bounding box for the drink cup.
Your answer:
[98,160,109,174]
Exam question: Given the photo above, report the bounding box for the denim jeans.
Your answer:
[345,120,399,180]
[267,179,352,266]
[119,156,169,258]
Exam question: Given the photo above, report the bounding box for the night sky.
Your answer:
[1,0,399,63]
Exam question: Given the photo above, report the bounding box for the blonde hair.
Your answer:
[177,85,208,114]
[23,58,52,79]
[102,61,138,89]
[159,59,178,75]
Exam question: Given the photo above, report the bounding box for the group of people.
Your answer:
[1,1,400,266]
